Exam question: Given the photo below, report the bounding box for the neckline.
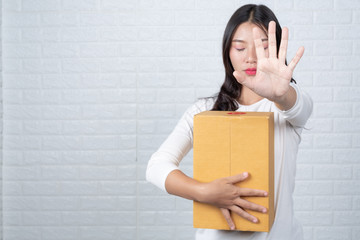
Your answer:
[236,97,267,108]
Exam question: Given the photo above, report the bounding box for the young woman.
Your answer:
[146,4,313,240]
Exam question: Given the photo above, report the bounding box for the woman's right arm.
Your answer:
[146,100,268,229]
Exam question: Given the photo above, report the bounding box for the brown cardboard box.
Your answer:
[193,111,274,232]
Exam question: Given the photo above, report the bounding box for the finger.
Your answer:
[226,172,249,184]
[220,208,235,230]
[279,27,289,63]
[230,205,259,223]
[288,46,305,71]
[237,187,268,197]
[252,27,265,60]
[234,198,267,213]
[268,21,277,58]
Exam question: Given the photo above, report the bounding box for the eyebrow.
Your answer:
[232,38,268,43]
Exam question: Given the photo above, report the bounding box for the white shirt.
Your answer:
[146,82,313,240]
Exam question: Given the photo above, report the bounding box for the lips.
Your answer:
[245,68,256,75]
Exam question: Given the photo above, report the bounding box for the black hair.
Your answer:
[212,4,296,111]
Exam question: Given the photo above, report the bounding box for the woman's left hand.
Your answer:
[233,21,304,103]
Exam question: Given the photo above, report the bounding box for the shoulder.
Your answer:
[184,97,216,117]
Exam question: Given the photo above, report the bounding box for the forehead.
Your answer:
[232,22,267,41]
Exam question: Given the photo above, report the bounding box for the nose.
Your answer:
[246,46,257,63]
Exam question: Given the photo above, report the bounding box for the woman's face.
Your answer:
[229,22,269,78]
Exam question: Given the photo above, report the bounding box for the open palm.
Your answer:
[233,21,304,102]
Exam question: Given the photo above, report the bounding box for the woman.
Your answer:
[146,4,313,240]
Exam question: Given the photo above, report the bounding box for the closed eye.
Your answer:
[236,48,245,52]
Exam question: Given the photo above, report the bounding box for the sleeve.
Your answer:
[146,99,212,192]
[274,82,313,128]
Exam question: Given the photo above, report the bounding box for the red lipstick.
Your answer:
[245,68,256,75]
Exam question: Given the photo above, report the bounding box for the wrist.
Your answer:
[193,182,209,203]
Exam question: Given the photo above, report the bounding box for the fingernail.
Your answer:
[253,218,258,223]
[243,172,248,177]
[264,192,268,196]
[262,208,267,213]
[231,225,235,230]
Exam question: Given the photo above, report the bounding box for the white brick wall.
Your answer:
[2,0,360,240]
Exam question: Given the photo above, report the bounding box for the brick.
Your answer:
[314,165,352,180]
[294,181,333,196]
[4,43,41,58]
[295,211,333,226]
[79,226,131,240]
[41,13,78,27]
[4,196,41,210]
[62,0,98,11]
[99,27,137,41]
[3,0,21,11]
[41,166,79,180]
[102,0,137,10]
[293,196,313,210]
[138,226,176,240]
[314,40,352,56]
[3,212,22,226]
[334,150,360,163]
[4,227,41,239]
[354,196,360,210]
[22,182,59,195]
[78,166,119,180]
[79,13,119,26]
[303,87,332,102]
[22,0,61,11]
[62,212,100,225]
[3,181,22,195]
[3,166,41,180]
[23,212,62,225]
[4,13,40,27]
[138,196,176,211]
[294,26,333,40]
[334,211,360,225]
[42,136,82,150]
[3,59,22,73]
[315,227,352,240]
[24,90,62,104]
[305,118,332,133]
[296,164,313,180]
[43,43,78,58]
[334,87,360,101]
[334,119,360,132]
[314,134,352,148]
[334,181,360,194]
[41,197,79,210]
[295,0,333,9]
[353,134,360,147]
[314,11,352,24]
[98,211,137,225]
[99,181,137,196]
[335,25,360,40]
[23,59,61,73]
[314,72,352,86]
[60,28,98,42]
[41,227,78,239]
[60,182,98,195]
[314,196,352,210]
[335,0,360,9]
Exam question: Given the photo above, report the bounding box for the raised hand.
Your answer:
[233,21,304,103]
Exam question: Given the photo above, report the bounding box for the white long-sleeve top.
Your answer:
[146,82,313,240]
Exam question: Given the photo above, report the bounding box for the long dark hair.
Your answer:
[212,4,296,111]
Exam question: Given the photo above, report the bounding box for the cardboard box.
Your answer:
[193,111,274,232]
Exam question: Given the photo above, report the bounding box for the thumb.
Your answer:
[233,71,247,85]
[227,172,249,184]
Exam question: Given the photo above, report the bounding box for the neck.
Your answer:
[238,86,264,106]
